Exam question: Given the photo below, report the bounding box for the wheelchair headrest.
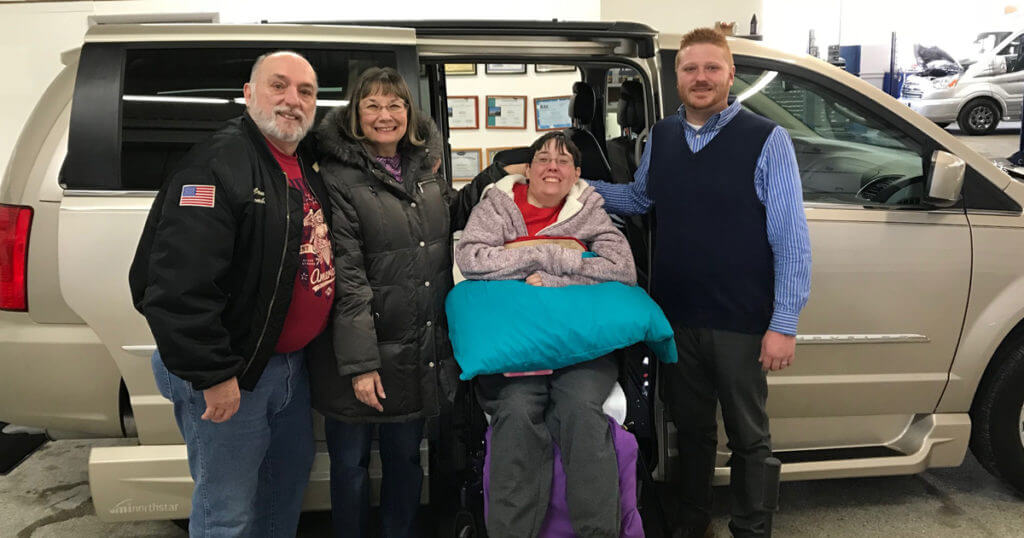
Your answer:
[569,81,596,125]
[617,80,645,132]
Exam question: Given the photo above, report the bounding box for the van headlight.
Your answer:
[932,75,959,89]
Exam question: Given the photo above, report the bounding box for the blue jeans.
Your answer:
[324,417,425,538]
[152,350,315,537]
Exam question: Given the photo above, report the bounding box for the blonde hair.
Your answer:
[344,67,424,147]
[676,28,733,67]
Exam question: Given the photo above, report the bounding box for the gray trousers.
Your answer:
[661,326,773,537]
[477,354,620,538]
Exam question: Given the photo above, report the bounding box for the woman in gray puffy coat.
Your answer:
[454,132,636,538]
[310,66,492,538]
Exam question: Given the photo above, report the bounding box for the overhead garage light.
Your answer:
[123,95,231,104]
[122,95,349,108]
[228,97,350,107]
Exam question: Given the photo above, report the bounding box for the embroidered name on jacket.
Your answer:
[179,185,215,208]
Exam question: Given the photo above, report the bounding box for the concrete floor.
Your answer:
[3,129,1024,537]
[948,122,1021,160]
[2,437,1023,537]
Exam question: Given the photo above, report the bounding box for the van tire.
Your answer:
[957,99,1000,135]
[969,338,1024,494]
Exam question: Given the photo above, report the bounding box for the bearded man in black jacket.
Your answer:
[130,51,331,537]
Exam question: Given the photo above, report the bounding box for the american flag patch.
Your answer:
[180,185,216,208]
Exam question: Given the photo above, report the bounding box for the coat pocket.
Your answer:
[370,285,415,343]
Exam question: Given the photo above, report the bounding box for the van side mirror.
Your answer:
[996,55,1008,74]
[925,150,965,207]
[976,56,1007,77]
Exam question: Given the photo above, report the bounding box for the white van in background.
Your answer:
[901,29,1024,134]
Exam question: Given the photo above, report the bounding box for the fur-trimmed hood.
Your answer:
[481,174,597,234]
[308,104,458,424]
[315,104,443,172]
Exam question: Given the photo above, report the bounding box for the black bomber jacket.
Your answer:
[129,113,330,391]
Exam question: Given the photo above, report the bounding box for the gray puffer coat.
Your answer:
[308,106,490,423]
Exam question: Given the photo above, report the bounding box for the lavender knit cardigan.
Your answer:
[454,175,637,287]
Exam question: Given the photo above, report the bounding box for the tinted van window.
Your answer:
[121,48,396,190]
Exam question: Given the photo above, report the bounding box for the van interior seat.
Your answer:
[607,80,645,184]
[565,81,612,182]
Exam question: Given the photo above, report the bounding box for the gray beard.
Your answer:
[248,103,312,144]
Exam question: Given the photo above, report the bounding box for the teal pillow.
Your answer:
[446,280,677,380]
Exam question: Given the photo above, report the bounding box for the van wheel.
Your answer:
[970,337,1024,494]
[957,99,1000,135]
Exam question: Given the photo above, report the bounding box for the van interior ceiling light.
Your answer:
[0,204,33,311]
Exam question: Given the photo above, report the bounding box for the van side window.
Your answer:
[121,48,397,190]
[997,35,1024,72]
[732,66,928,208]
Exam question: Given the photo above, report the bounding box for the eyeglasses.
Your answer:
[532,155,575,168]
[360,101,407,116]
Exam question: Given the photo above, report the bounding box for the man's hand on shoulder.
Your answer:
[201,377,241,423]
[502,163,528,176]
[759,330,795,372]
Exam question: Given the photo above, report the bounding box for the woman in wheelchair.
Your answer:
[454,131,637,538]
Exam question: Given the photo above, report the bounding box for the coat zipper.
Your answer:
[241,166,293,377]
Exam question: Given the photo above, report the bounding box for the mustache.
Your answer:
[273,105,307,122]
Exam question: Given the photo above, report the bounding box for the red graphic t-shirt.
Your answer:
[512,182,565,236]
[266,139,336,353]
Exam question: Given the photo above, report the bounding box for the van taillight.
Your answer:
[0,204,32,311]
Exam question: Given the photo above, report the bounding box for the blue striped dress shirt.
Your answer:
[590,99,812,335]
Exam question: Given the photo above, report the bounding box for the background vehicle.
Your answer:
[2,19,1023,523]
[901,29,1024,134]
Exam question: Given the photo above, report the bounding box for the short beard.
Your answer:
[248,98,313,144]
[678,85,728,112]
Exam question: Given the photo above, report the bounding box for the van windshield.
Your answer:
[974,31,1012,55]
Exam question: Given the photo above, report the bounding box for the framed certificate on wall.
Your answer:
[447,96,478,130]
[445,63,477,76]
[534,96,572,131]
[451,148,482,180]
[485,96,527,129]
[485,63,527,75]
[535,64,577,73]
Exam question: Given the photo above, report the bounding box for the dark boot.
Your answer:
[727,456,781,537]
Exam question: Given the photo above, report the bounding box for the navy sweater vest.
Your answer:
[648,109,777,334]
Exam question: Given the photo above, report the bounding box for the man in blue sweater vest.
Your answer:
[589,28,812,537]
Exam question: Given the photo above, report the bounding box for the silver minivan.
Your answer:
[901,29,1024,134]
